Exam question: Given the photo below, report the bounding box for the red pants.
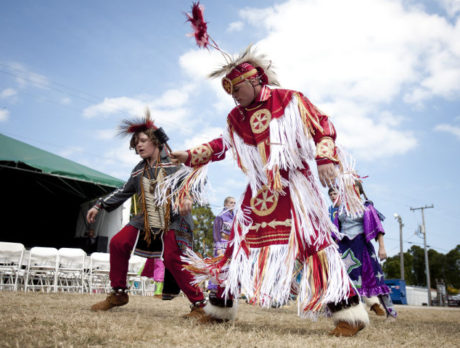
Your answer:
[109,224,204,303]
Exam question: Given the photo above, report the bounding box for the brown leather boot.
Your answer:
[91,290,129,311]
[182,300,207,319]
[182,301,228,323]
[329,321,366,337]
[370,303,386,316]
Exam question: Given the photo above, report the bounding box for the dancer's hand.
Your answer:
[179,197,193,216]
[317,163,337,187]
[87,207,99,224]
[378,246,387,261]
[170,151,188,165]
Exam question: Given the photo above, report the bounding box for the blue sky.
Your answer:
[1,0,459,257]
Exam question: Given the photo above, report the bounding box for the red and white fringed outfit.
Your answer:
[165,86,366,321]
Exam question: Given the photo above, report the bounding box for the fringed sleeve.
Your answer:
[298,94,364,217]
[297,94,339,166]
[363,203,385,243]
[185,137,226,167]
[155,137,228,213]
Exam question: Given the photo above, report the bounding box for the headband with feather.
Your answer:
[185,3,279,94]
[209,45,280,94]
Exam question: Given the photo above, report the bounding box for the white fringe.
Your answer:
[222,95,317,198]
[363,296,380,307]
[267,96,316,172]
[288,170,341,248]
[334,146,365,218]
[297,245,354,320]
[222,127,267,196]
[203,302,238,321]
[178,94,361,319]
[332,302,369,326]
[154,164,209,213]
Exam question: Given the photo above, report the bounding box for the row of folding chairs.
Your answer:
[0,242,148,294]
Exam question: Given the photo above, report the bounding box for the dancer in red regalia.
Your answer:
[156,2,370,336]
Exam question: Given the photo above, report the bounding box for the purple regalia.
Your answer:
[334,201,390,297]
[208,208,234,291]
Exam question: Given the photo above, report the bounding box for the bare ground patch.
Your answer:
[0,292,459,347]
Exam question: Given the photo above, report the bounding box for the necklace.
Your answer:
[145,152,161,194]
[244,102,263,111]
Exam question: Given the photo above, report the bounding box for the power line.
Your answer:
[0,64,103,104]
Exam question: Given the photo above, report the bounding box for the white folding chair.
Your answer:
[24,247,59,292]
[127,255,146,295]
[0,242,25,291]
[56,248,87,293]
[88,252,111,294]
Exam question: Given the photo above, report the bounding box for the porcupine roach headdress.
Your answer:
[185,2,280,94]
[118,108,170,153]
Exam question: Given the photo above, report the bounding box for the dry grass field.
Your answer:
[0,292,459,348]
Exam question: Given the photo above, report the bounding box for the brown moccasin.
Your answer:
[91,292,129,311]
[329,321,365,337]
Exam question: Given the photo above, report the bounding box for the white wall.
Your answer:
[406,286,429,306]
[75,199,132,252]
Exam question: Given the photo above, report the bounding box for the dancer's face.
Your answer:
[135,132,159,162]
[328,190,340,207]
[232,79,261,107]
[224,198,236,210]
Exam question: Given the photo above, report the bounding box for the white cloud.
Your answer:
[179,49,224,81]
[183,126,224,149]
[0,88,17,99]
[239,0,460,104]
[59,146,84,158]
[227,21,244,32]
[75,142,139,182]
[103,142,139,170]
[95,129,117,140]
[0,109,9,121]
[439,0,460,17]
[323,100,417,160]
[4,62,49,89]
[434,123,460,139]
[175,0,460,159]
[60,97,71,105]
[151,88,190,108]
[83,97,146,118]
[82,85,195,131]
[178,49,237,113]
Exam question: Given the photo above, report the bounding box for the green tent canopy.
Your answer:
[0,133,125,249]
[0,133,124,188]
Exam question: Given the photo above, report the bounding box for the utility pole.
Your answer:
[410,204,434,306]
[393,214,404,280]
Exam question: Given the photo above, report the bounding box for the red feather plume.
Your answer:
[185,2,210,49]
[118,108,158,136]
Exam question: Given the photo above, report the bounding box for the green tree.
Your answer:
[191,204,215,257]
[409,245,426,286]
[382,255,399,279]
[382,251,415,283]
[383,245,460,291]
[445,245,460,289]
[429,249,446,286]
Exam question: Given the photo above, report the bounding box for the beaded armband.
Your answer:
[315,137,339,164]
[188,143,213,167]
